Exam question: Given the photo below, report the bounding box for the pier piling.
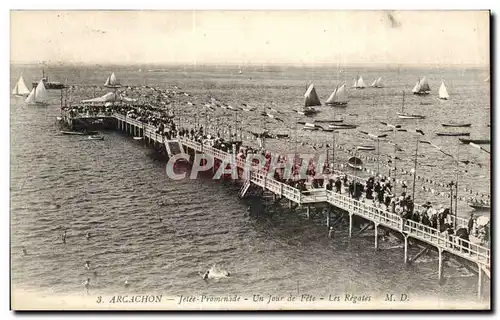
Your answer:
[404,236,409,264]
[438,248,444,281]
[348,213,353,238]
[374,223,378,249]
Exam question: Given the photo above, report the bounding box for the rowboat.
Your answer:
[347,156,363,170]
[441,123,472,128]
[459,138,490,145]
[61,131,85,136]
[315,119,344,123]
[436,132,470,137]
[468,201,490,210]
[133,137,144,140]
[397,113,426,119]
[328,124,357,130]
[356,145,375,151]
[88,135,104,140]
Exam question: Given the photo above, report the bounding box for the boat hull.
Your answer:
[468,203,490,210]
[325,102,348,106]
[357,146,375,151]
[347,163,363,170]
[441,123,471,128]
[397,113,426,119]
[436,132,471,137]
[459,138,491,145]
[61,131,85,136]
[413,91,430,95]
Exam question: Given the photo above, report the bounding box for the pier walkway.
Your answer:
[70,112,491,295]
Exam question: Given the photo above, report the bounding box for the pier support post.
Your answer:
[477,263,482,299]
[288,200,293,210]
[326,210,330,228]
[374,223,379,249]
[273,194,277,202]
[404,236,408,264]
[348,213,353,238]
[306,206,310,219]
[438,248,443,281]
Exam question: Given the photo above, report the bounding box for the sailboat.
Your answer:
[303,83,321,116]
[325,83,348,106]
[25,79,50,106]
[104,72,121,88]
[12,75,30,96]
[371,77,383,88]
[352,75,367,89]
[397,91,426,119]
[412,76,431,95]
[438,80,449,100]
[484,75,490,83]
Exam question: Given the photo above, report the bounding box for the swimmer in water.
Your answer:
[22,248,27,256]
[124,280,129,288]
[328,226,334,239]
[85,232,91,240]
[85,261,91,270]
[202,270,210,280]
[83,278,90,293]
[62,230,67,244]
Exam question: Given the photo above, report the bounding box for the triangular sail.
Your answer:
[326,87,338,104]
[356,76,366,88]
[375,77,383,87]
[352,78,358,88]
[34,79,49,102]
[484,76,490,83]
[104,76,110,86]
[335,84,347,103]
[412,81,421,93]
[419,76,431,92]
[25,88,35,103]
[12,75,30,95]
[371,79,377,87]
[304,83,321,107]
[439,81,449,99]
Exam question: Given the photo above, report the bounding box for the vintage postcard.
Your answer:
[10,10,491,310]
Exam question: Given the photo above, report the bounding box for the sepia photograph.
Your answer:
[9,9,491,310]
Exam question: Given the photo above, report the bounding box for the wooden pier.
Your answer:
[66,112,491,297]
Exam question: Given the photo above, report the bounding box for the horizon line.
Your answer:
[9,61,490,69]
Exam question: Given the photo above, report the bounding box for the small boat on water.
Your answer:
[468,201,490,210]
[398,91,426,119]
[315,119,344,123]
[436,132,470,137]
[352,75,367,89]
[61,131,86,135]
[459,138,491,145]
[56,116,62,121]
[371,77,383,88]
[412,76,431,95]
[26,79,50,106]
[12,75,30,96]
[88,135,104,140]
[347,156,363,170]
[328,124,357,130]
[441,123,471,128]
[303,123,319,131]
[133,136,143,140]
[356,145,375,151]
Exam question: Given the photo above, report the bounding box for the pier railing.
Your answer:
[109,113,490,268]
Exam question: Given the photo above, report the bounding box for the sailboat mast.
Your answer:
[401,90,405,113]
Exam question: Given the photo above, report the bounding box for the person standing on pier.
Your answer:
[335,177,342,194]
[468,213,475,235]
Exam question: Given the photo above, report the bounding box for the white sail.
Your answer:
[419,76,430,92]
[12,75,30,96]
[352,78,358,88]
[104,76,110,86]
[439,81,449,99]
[326,87,338,104]
[356,76,366,88]
[412,81,421,93]
[335,84,347,103]
[371,79,377,87]
[304,83,321,107]
[373,77,383,88]
[484,76,490,83]
[25,88,36,104]
[34,79,49,102]
[109,72,118,85]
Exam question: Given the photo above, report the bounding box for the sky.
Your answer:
[10,10,490,66]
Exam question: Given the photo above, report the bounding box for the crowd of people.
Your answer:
[62,87,488,250]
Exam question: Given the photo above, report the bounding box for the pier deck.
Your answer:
[65,112,491,294]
